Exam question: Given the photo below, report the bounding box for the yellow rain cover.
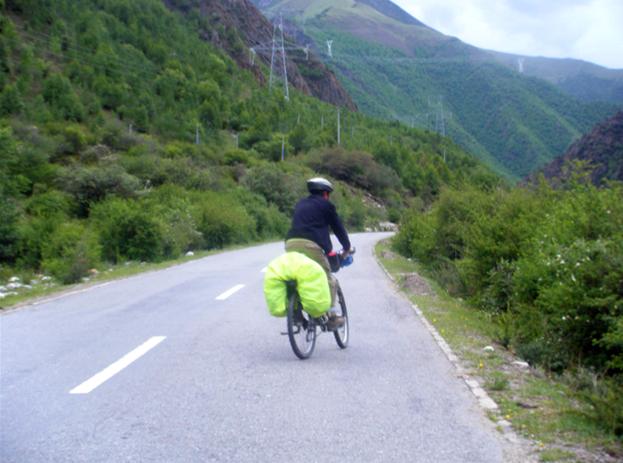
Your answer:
[263,252,331,318]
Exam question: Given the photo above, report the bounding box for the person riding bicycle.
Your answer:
[285,177,352,329]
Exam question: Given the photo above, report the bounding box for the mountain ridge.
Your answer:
[253,0,621,178]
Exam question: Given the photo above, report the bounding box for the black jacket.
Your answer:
[286,194,351,254]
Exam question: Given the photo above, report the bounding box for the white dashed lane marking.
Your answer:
[69,336,166,394]
[215,284,245,301]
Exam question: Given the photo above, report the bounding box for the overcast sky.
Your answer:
[392,0,623,69]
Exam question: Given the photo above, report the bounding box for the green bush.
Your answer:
[142,185,203,257]
[41,221,101,284]
[395,181,623,375]
[91,198,165,262]
[15,191,73,268]
[232,188,289,239]
[0,83,24,116]
[192,192,256,249]
[307,147,402,198]
[58,165,140,216]
[0,194,20,262]
[42,73,85,121]
[242,164,306,214]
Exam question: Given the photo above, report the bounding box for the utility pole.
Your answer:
[337,108,341,145]
[195,124,200,145]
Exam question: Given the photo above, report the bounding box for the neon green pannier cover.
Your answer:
[263,251,331,318]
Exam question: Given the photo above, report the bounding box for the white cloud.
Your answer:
[392,0,623,69]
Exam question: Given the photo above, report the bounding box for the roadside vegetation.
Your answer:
[386,168,623,461]
[377,240,623,462]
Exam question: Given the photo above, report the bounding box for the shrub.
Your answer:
[54,124,89,157]
[232,188,289,239]
[58,165,140,216]
[254,134,292,162]
[241,164,306,214]
[142,185,203,257]
[0,83,24,116]
[91,198,165,262]
[41,221,101,284]
[0,194,20,262]
[42,73,85,121]
[307,147,401,198]
[192,192,256,249]
[395,181,623,376]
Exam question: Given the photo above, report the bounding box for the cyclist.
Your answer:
[285,177,352,329]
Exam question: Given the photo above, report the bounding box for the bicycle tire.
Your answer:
[333,284,349,348]
[287,291,316,359]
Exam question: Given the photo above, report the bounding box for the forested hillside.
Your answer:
[540,111,623,185]
[0,0,497,289]
[254,0,620,179]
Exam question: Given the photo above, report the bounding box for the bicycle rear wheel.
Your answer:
[333,284,349,348]
[287,292,316,359]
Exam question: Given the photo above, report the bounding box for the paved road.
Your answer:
[1,233,523,462]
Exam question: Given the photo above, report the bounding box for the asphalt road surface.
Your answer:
[1,232,527,462]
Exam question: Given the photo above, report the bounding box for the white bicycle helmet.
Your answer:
[307,177,333,193]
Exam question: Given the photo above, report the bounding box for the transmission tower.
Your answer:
[517,58,525,73]
[269,14,290,100]
[326,40,333,58]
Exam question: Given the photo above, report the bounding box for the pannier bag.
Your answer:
[263,252,331,318]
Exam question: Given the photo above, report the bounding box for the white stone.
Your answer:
[0,293,6,299]
[0,286,6,292]
[512,361,530,369]
[9,276,20,283]
[483,345,495,352]
[185,251,195,257]
[41,276,52,281]
[7,282,22,290]
[479,397,499,410]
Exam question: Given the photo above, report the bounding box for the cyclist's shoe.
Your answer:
[293,310,308,329]
[326,312,345,331]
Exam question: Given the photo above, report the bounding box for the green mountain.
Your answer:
[0,0,498,285]
[254,0,621,179]
[489,52,623,105]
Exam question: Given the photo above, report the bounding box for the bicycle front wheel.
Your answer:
[287,292,316,359]
[333,284,349,348]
